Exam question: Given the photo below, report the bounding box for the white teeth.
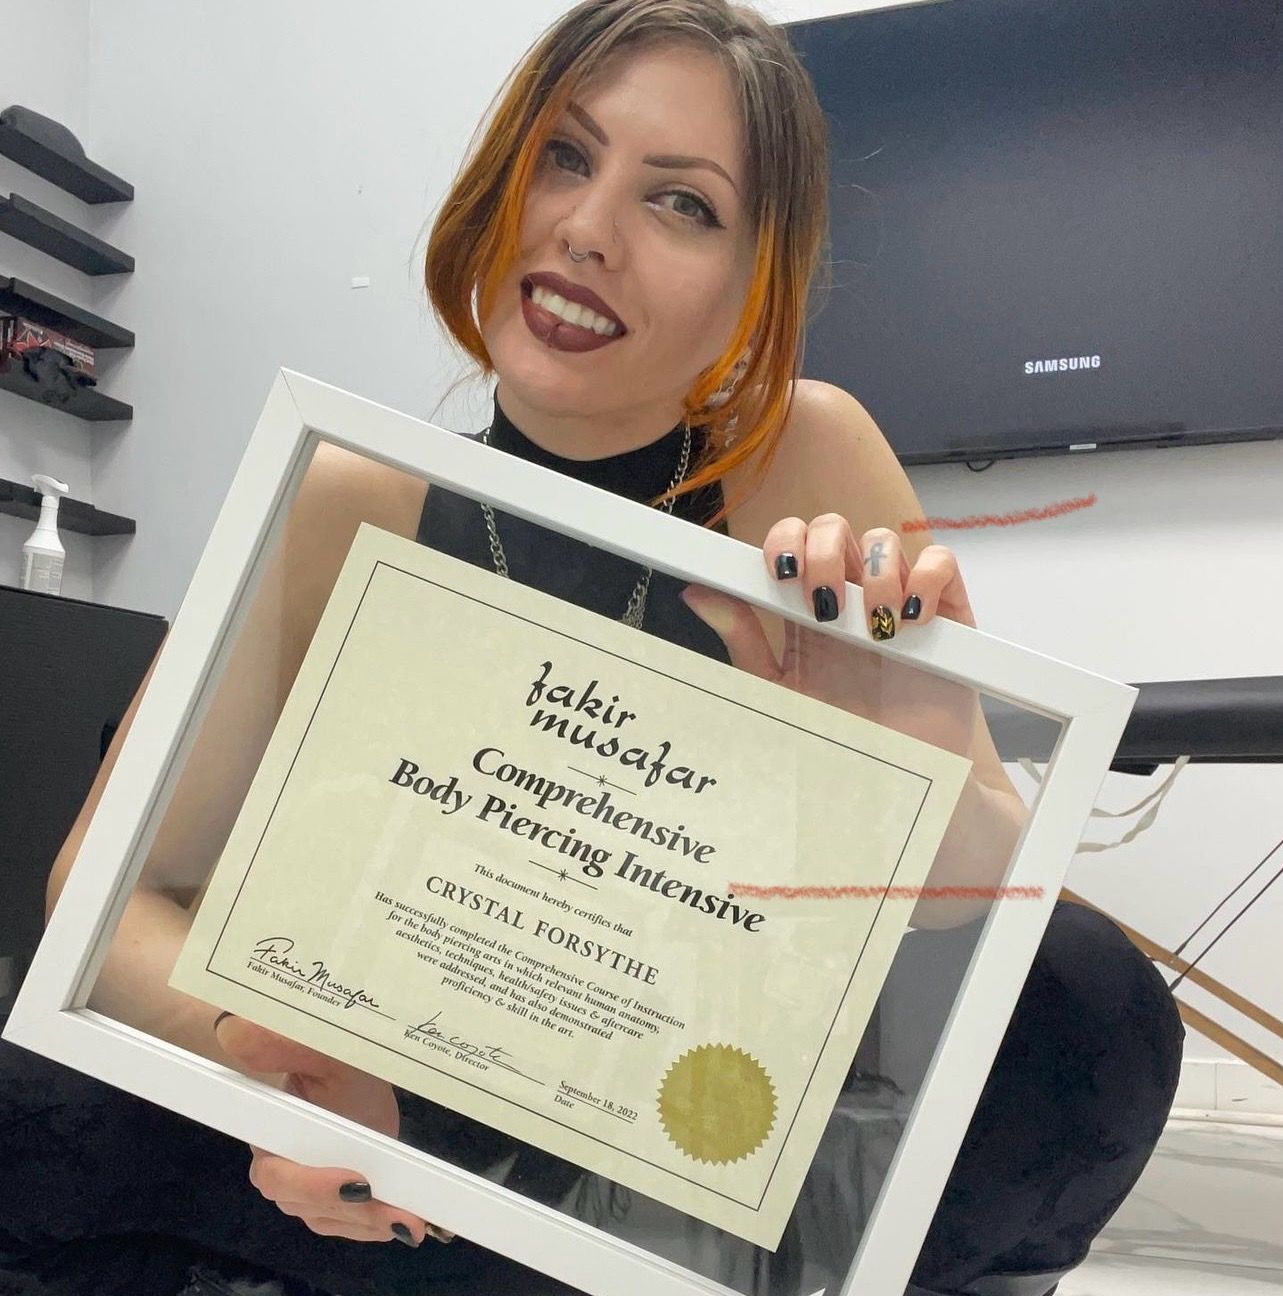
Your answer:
[531,284,620,336]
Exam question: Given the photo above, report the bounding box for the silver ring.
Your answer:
[567,244,590,262]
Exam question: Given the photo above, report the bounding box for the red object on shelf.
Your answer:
[1,312,96,375]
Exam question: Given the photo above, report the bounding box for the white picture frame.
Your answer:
[5,369,1135,1296]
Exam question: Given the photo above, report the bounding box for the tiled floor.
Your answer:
[1058,1117,1283,1295]
[1060,1255,1283,1293]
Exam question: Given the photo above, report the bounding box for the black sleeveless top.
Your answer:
[401,389,736,1201]
[414,391,733,668]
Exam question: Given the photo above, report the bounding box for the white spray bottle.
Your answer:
[21,473,71,594]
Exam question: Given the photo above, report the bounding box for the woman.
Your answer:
[5,3,1183,1295]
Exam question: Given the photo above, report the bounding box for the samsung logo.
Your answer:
[1024,355,1101,375]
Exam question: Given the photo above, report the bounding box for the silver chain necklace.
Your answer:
[479,420,693,629]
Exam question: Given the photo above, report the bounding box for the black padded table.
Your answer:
[982,676,1283,774]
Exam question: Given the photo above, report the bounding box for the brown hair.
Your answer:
[424,0,831,523]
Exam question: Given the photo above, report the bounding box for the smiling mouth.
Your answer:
[520,278,626,338]
[518,279,627,356]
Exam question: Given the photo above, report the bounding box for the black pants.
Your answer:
[0,902,1183,1296]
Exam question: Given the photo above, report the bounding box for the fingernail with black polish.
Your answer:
[391,1222,420,1247]
[339,1181,372,1203]
[871,605,896,640]
[774,552,798,580]
[901,594,922,621]
[813,586,838,622]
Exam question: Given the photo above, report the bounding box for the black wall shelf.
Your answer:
[0,362,132,421]
[0,106,139,541]
[0,106,133,204]
[0,276,134,348]
[0,193,133,275]
[0,477,135,535]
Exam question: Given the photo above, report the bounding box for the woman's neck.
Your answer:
[493,379,686,461]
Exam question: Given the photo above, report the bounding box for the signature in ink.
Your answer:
[412,1010,511,1064]
[252,936,382,1012]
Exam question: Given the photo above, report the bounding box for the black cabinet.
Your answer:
[0,584,165,1008]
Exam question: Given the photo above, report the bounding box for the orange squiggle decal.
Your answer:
[902,493,1097,532]
[728,884,1045,900]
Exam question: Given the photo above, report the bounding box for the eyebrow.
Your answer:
[566,102,740,196]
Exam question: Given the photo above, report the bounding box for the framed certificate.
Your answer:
[5,369,1135,1296]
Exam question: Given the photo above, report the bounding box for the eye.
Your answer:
[545,137,588,176]
[656,189,723,229]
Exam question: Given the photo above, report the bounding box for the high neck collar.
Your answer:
[485,391,693,503]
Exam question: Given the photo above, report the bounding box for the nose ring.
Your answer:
[567,243,591,262]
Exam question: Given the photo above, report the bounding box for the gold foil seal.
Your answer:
[657,1043,777,1165]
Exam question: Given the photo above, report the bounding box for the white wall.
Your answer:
[0,0,96,599]
[78,0,581,620]
[5,0,1277,1068]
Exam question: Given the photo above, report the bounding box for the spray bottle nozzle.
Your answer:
[32,473,70,498]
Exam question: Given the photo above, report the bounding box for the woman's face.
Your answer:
[480,42,756,430]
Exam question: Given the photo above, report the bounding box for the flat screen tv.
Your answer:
[786,0,1283,464]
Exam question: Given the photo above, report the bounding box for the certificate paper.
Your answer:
[170,522,972,1247]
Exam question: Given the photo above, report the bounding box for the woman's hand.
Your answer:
[681,518,981,760]
[214,1013,452,1246]
[683,515,1031,930]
